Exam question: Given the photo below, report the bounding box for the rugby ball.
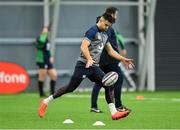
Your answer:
[102,71,118,87]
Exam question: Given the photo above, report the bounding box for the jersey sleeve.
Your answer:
[84,28,97,42]
[36,32,48,49]
[115,32,125,49]
[105,35,111,45]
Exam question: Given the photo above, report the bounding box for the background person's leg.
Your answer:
[91,84,101,109]
[38,68,48,97]
[48,68,57,94]
[90,65,110,112]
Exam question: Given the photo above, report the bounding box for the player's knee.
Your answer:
[38,72,47,80]
[49,69,57,80]
[51,73,57,80]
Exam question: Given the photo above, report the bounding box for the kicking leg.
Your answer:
[53,76,82,98]
[38,76,83,118]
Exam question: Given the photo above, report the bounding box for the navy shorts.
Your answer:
[73,61,105,86]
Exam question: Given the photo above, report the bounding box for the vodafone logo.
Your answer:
[0,72,26,84]
[0,62,30,94]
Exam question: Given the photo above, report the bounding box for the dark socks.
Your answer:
[50,80,56,94]
[38,81,45,97]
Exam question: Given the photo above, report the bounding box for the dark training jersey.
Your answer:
[95,16,125,66]
[78,25,110,66]
[36,32,51,64]
[100,27,120,66]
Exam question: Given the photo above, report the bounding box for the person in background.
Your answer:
[36,26,57,97]
[90,7,131,114]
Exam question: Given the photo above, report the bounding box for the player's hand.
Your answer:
[122,58,135,69]
[86,59,95,68]
[49,57,54,63]
[120,49,127,56]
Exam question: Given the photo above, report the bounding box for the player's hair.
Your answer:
[101,13,115,24]
[105,7,118,15]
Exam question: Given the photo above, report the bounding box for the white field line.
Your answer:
[0,128,180,130]
[64,94,180,102]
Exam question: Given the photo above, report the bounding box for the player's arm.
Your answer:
[80,39,95,68]
[36,27,48,49]
[49,52,54,63]
[115,32,127,56]
[105,43,134,69]
[115,32,125,49]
